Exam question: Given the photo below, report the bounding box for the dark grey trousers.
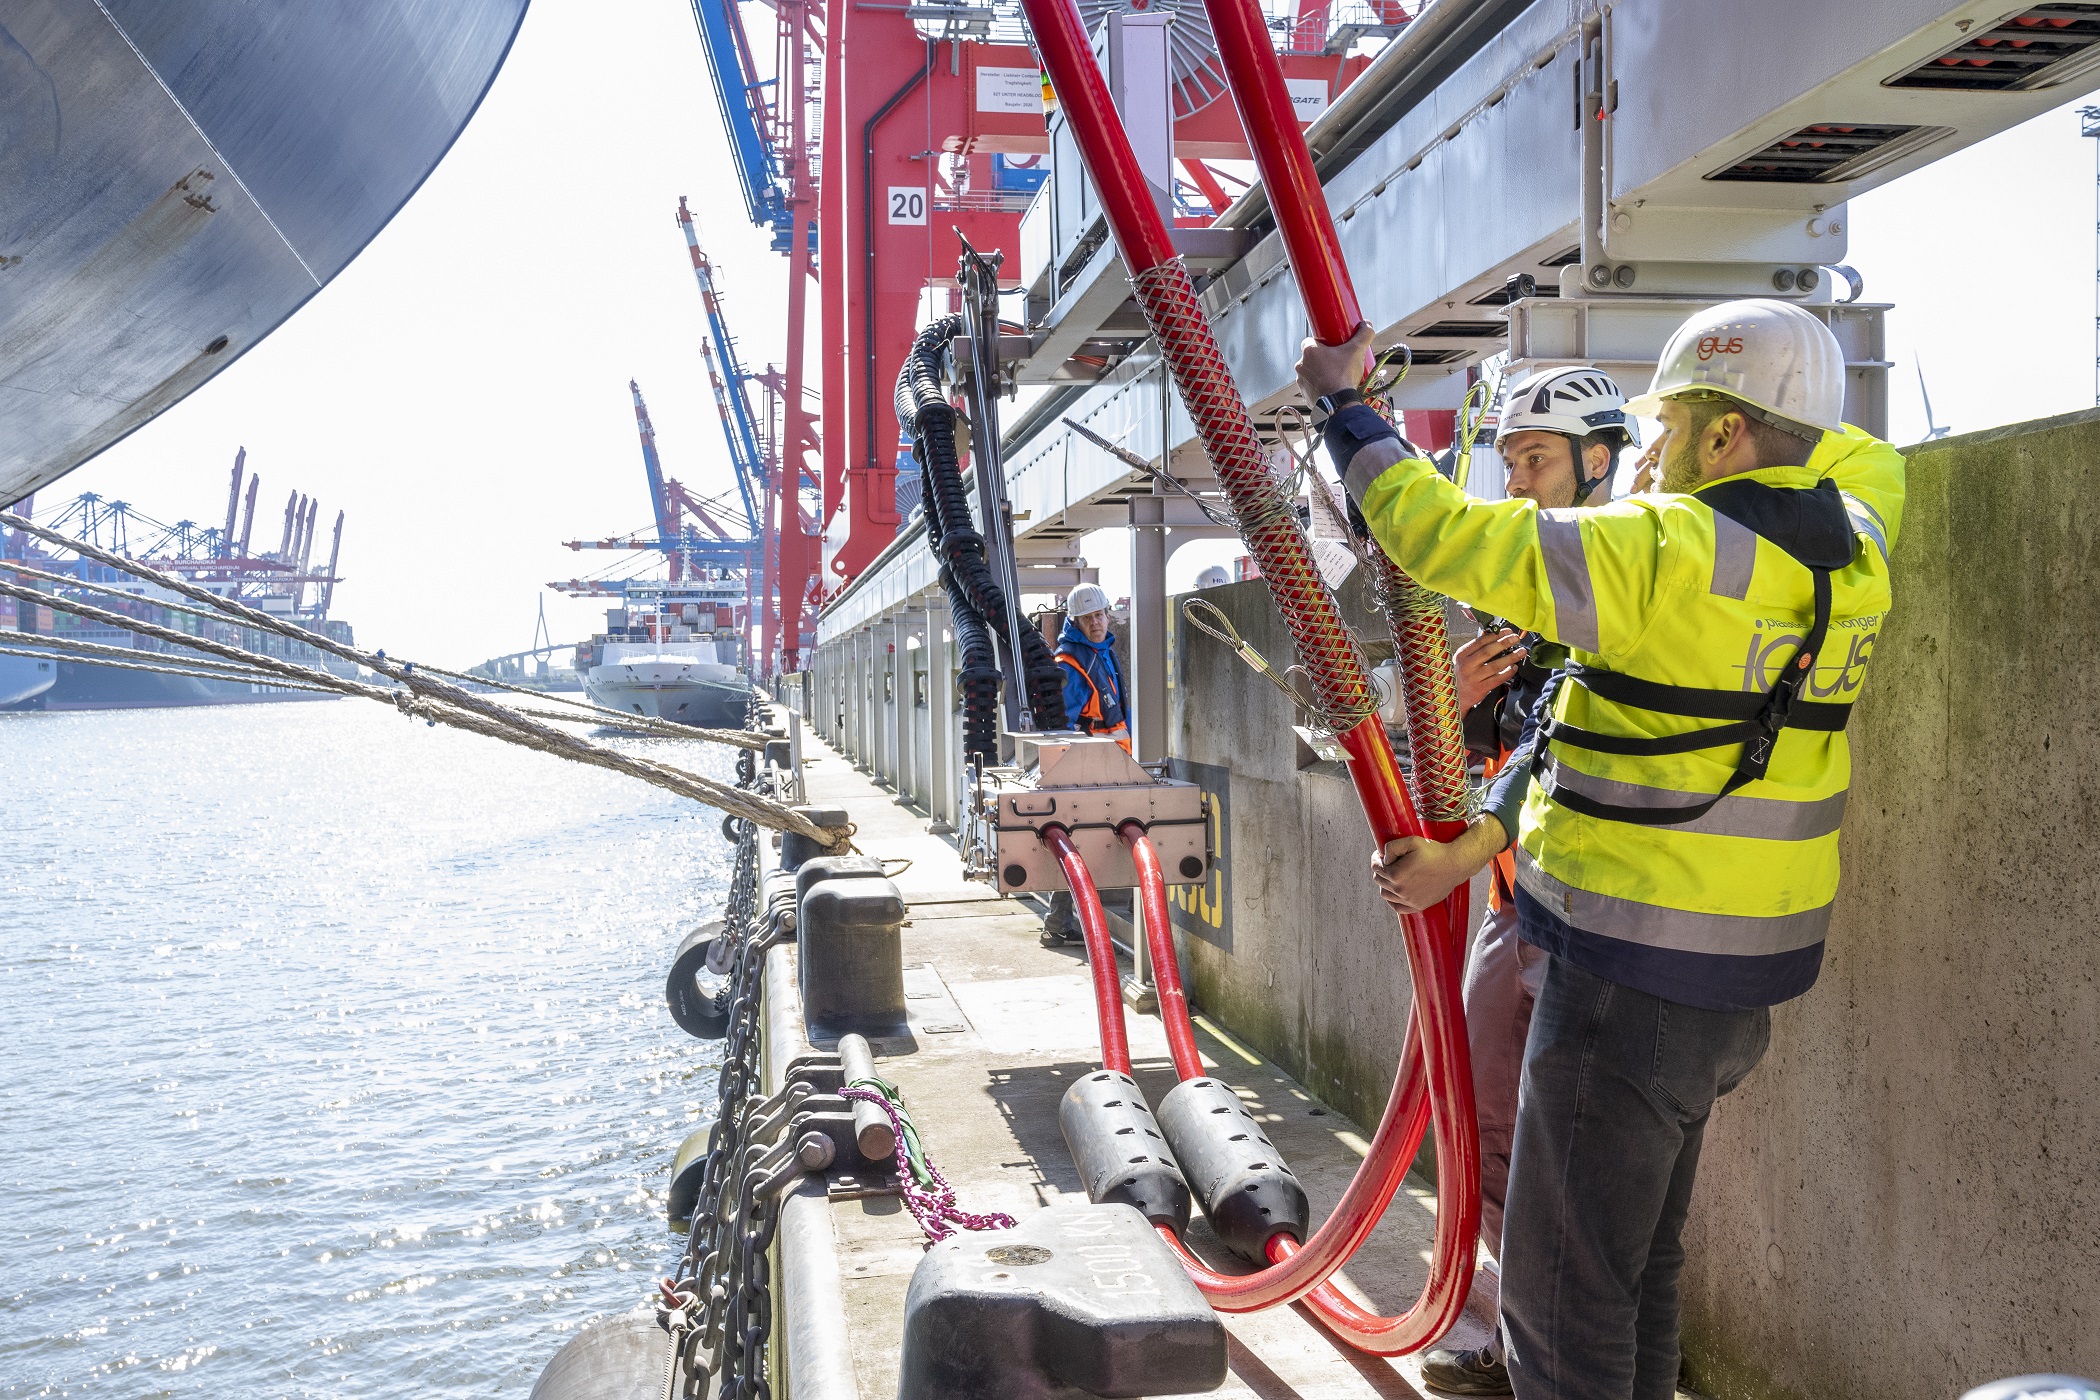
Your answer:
[1464,897,1547,1262]
[1500,954,1770,1400]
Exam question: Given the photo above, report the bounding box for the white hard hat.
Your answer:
[1066,582,1111,617]
[1625,298,1845,436]
[1499,366,1637,448]
[1194,565,1229,589]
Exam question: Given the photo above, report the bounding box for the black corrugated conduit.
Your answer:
[939,561,1002,763]
[896,316,1066,751]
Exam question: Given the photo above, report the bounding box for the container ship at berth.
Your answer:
[552,379,762,731]
[572,578,753,729]
[1,461,361,712]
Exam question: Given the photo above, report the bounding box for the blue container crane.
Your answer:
[677,198,767,538]
[604,380,761,582]
[684,0,792,248]
[628,380,689,579]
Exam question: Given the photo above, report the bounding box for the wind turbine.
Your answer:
[1917,355,1951,442]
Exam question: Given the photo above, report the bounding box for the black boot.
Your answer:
[1419,1343,1512,1396]
[1039,890,1081,946]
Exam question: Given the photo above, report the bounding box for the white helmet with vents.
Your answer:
[1500,366,1638,449]
[1065,582,1111,618]
[1625,298,1845,437]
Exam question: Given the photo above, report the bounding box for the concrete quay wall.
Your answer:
[1166,410,2100,1395]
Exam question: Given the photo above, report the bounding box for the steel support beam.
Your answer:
[890,608,914,798]
[926,596,955,833]
[1129,494,1170,763]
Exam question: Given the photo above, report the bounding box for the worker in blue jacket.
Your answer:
[1055,582,1131,751]
[1042,582,1130,944]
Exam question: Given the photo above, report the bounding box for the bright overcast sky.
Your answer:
[45,2,2100,664]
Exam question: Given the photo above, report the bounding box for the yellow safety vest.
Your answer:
[1343,424,1903,1010]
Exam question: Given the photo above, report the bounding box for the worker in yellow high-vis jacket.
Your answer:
[1298,298,1902,1400]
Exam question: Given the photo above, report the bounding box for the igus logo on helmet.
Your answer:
[1696,335,1745,361]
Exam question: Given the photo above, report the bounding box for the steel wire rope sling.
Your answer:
[1011,0,1479,1342]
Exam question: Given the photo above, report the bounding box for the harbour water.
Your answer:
[0,701,733,1397]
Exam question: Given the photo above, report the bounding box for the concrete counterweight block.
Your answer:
[897,1203,1227,1400]
[797,875,907,1038]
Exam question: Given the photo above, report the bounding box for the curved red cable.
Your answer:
[1041,824,1133,1077]
[1015,0,1480,1339]
[1125,826,1475,1346]
[1118,824,1205,1082]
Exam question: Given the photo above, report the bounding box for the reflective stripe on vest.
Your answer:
[1513,845,1832,958]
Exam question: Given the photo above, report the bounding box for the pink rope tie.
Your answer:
[841,1085,1015,1243]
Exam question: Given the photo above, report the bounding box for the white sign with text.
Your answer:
[887,187,928,225]
[1286,77,1330,122]
[976,67,1042,114]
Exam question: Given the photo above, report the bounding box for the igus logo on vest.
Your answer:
[1736,615,1882,697]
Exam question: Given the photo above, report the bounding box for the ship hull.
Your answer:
[1,0,531,502]
[9,660,338,711]
[585,661,751,729]
[0,654,56,707]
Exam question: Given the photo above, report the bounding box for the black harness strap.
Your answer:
[1531,477,1854,830]
[1560,661,1851,729]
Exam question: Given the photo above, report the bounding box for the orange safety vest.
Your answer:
[1056,650,1132,754]
[1480,746,1517,912]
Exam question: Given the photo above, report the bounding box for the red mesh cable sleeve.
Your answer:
[1367,549,1472,829]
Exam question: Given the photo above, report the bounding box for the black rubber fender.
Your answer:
[666,919,732,1039]
[721,813,747,843]
[666,1124,714,1234]
[1057,1070,1191,1232]
[1154,1076,1311,1262]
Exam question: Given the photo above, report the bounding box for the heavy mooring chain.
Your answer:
[654,699,830,1400]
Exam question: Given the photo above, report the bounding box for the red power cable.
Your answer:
[1041,824,1134,1076]
[1066,824,1471,1332]
[1014,0,1479,1345]
[1197,0,1484,1349]
[1124,822,1473,1344]
[1119,823,1205,1082]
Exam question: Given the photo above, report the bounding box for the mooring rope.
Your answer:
[400,657,772,750]
[0,516,846,850]
[3,537,770,750]
[0,627,327,681]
